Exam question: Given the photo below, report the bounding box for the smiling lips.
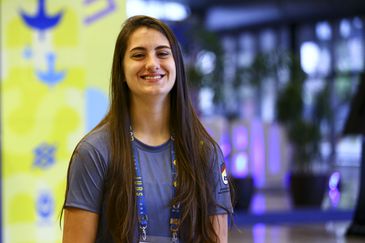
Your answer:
[141,74,166,81]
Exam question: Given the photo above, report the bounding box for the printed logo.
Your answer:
[220,162,228,185]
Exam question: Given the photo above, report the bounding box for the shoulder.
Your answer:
[66,125,111,213]
[83,124,109,146]
[81,124,110,152]
[200,139,223,162]
[74,124,111,165]
[201,139,226,180]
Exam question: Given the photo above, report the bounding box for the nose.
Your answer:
[145,55,160,71]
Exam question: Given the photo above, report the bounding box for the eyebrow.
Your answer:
[129,45,171,52]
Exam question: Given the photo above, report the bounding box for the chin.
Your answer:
[144,87,173,96]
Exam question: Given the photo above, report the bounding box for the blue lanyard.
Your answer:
[130,128,181,242]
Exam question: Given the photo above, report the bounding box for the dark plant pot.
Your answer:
[289,173,329,208]
[232,176,255,211]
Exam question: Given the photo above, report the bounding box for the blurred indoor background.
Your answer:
[1,0,365,242]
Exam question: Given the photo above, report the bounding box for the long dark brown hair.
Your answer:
[63,15,232,242]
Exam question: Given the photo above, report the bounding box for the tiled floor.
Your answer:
[228,222,365,243]
[227,165,364,242]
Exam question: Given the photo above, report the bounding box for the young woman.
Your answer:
[62,15,233,243]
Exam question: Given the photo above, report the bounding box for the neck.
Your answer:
[130,96,171,146]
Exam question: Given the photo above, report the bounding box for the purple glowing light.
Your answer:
[232,125,248,150]
[329,171,341,190]
[251,193,266,214]
[253,223,266,243]
[220,132,232,158]
[329,189,341,208]
[251,120,265,188]
[231,152,249,178]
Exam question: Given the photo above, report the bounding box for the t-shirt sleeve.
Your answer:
[65,141,108,214]
[209,147,234,215]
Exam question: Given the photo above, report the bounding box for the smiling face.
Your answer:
[123,27,176,100]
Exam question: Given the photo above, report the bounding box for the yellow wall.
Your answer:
[1,0,126,242]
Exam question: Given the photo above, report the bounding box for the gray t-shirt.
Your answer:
[65,125,232,242]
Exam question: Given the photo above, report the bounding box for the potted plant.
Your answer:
[275,55,330,208]
[182,18,225,114]
[230,50,291,210]
[181,19,257,211]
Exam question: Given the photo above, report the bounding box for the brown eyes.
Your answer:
[130,51,171,59]
[131,53,144,59]
[158,51,171,57]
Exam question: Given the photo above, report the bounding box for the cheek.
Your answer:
[168,62,177,77]
[124,63,139,79]
[172,69,177,81]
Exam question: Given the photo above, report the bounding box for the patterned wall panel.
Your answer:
[1,0,125,242]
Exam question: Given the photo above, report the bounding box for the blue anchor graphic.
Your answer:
[20,0,63,34]
[36,53,66,86]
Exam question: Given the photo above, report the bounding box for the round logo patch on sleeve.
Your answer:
[220,163,228,185]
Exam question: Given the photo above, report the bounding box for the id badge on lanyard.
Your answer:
[139,238,179,243]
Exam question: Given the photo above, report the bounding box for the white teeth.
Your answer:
[144,75,162,80]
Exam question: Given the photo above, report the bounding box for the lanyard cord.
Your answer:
[169,135,180,242]
[130,127,181,242]
[130,129,148,241]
